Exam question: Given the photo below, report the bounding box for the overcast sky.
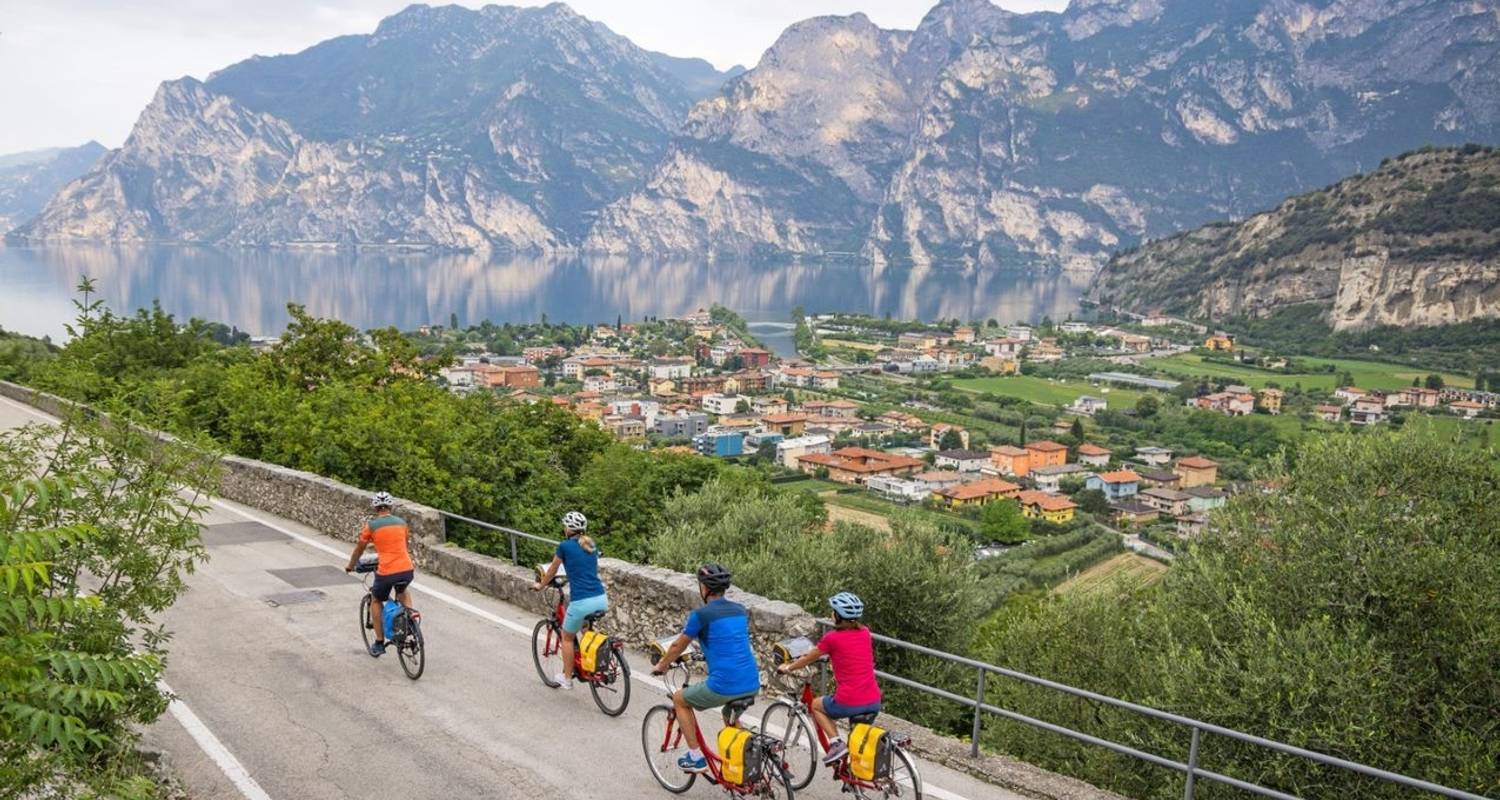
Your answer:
[0,0,1068,154]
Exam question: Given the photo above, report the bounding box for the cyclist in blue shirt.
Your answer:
[533,511,608,690]
[650,563,760,772]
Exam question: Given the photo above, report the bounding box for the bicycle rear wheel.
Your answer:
[531,619,562,687]
[397,611,425,680]
[876,746,922,799]
[359,594,375,654]
[758,701,817,790]
[758,761,795,800]
[640,704,695,794]
[588,644,631,716]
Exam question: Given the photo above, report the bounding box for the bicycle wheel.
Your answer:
[397,611,425,680]
[359,593,375,654]
[758,701,817,790]
[876,746,922,799]
[758,761,795,800]
[531,619,561,688]
[588,644,631,717]
[640,704,696,794]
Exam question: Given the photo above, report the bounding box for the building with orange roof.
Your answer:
[1025,440,1069,469]
[796,447,924,485]
[1174,456,1219,488]
[760,412,810,437]
[1076,442,1112,468]
[1017,490,1077,524]
[990,445,1030,476]
[932,477,1022,510]
[1086,469,1141,501]
[929,422,969,450]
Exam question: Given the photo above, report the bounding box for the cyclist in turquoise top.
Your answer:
[533,511,607,690]
[651,563,760,772]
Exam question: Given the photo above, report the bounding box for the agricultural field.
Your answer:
[1151,353,1473,393]
[953,375,1147,408]
[1054,552,1168,597]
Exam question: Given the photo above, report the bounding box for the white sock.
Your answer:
[687,748,702,759]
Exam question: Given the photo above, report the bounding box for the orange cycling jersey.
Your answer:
[360,514,413,575]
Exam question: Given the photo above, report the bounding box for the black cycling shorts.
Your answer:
[371,570,414,602]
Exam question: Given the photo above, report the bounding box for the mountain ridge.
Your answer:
[1089,144,1500,330]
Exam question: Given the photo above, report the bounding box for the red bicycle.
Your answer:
[760,642,922,798]
[530,567,631,716]
[639,648,793,798]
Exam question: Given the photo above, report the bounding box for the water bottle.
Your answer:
[383,600,402,639]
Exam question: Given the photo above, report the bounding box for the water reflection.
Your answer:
[0,245,1089,353]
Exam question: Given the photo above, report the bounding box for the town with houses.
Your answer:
[417,306,1498,558]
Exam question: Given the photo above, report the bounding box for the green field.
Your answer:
[953,375,1147,409]
[1151,353,1473,393]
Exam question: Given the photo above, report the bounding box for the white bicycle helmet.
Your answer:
[829,592,864,620]
[371,491,396,509]
[562,510,588,533]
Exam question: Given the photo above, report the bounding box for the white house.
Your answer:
[865,475,931,503]
[776,435,832,469]
[1006,325,1034,341]
[984,337,1025,358]
[1070,395,1108,416]
[649,358,694,380]
[582,374,617,393]
[1135,446,1174,466]
[702,393,747,415]
[935,449,992,473]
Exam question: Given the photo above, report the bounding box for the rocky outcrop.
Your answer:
[593,0,1500,268]
[14,3,737,252]
[0,142,106,234]
[1090,145,1500,330]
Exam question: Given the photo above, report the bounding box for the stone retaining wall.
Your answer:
[0,380,1121,800]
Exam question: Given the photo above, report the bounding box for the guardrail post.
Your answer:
[509,532,518,565]
[970,668,987,758]
[1182,726,1201,800]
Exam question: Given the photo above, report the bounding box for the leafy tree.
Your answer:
[1424,373,1446,390]
[980,425,1500,798]
[1070,418,1085,440]
[980,500,1029,544]
[1135,394,1160,418]
[938,428,964,450]
[1072,488,1110,516]
[0,410,214,798]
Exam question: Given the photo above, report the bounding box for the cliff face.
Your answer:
[14,3,737,251]
[1090,146,1500,330]
[0,142,107,234]
[592,0,1500,268]
[14,0,1500,262]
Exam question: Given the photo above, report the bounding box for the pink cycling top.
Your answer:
[818,626,882,707]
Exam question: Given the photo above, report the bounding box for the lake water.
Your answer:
[0,245,1090,356]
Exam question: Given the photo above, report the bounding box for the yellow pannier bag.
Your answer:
[716,726,759,785]
[577,630,610,673]
[849,723,891,781]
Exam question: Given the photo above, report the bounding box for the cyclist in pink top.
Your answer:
[776,592,882,764]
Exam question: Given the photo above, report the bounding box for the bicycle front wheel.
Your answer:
[397,612,425,680]
[878,746,922,799]
[640,704,695,794]
[759,761,795,800]
[758,701,817,790]
[531,619,561,688]
[359,594,375,653]
[589,644,631,717]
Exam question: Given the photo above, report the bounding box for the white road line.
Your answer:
[0,393,57,422]
[160,680,273,800]
[7,399,979,800]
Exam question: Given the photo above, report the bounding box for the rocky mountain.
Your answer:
[1090,145,1500,330]
[13,3,738,251]
[0,142,107,234]
[590,0,1500,268]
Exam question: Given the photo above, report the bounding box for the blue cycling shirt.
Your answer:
[683,597,761,696]
[555,537,605,602]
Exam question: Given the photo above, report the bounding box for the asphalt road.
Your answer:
[0,395,1021,800]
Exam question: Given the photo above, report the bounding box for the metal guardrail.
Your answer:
[431,511,1489,800]
[436,510,558,565]
[830,622,1491,800]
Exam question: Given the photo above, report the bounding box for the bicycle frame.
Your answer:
[539,586,619,684]
[786,681,899,793]
[653,700,762,795]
